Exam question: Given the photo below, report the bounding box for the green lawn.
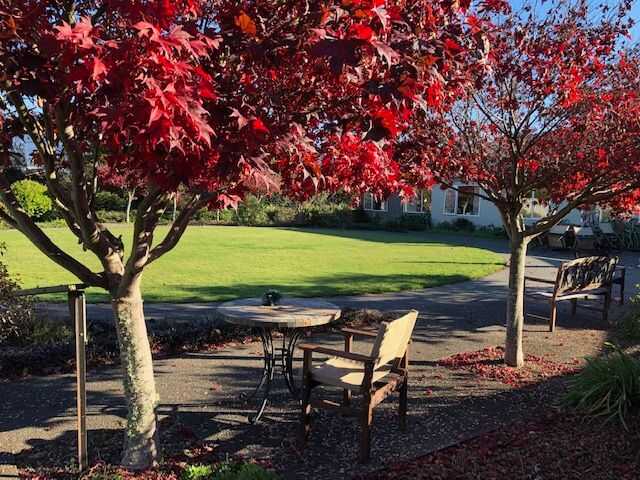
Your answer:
[1,226,505,302]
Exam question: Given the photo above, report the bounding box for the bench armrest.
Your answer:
[298,343,374,364]
[524,276,556,284]
[341,327,378,338]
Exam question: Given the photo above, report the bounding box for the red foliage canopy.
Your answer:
[411,1,640,231]
[0,0,508,209]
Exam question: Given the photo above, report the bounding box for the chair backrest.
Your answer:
[555,256,618,296]
[370,310,418,370]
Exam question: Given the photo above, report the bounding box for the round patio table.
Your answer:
[217,297,341,423]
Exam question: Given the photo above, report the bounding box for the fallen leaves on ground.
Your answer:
[359,411,640,480]
[438,346,580,387]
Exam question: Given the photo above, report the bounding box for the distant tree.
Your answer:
[97,165,144,223]
[416,1,640,366]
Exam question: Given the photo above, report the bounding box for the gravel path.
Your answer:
[1,238,638,479]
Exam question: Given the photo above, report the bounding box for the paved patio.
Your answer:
[1,238,637,479]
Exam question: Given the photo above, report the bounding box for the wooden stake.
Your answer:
[73,290,88,472]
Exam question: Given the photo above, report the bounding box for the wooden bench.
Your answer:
[525,256,619,332]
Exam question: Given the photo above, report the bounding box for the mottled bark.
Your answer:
[111,277,159,470]
[505,233,528,367]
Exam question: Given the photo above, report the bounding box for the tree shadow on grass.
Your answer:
[279,227,511,251]
[141,272,478,303]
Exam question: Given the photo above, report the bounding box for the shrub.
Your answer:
[618,293,640,343]
[619,313,640,342]
[212,462,279,480]
[562,344,640,429]
[94,191,127,211]
[182,464,215,480]
[96,210,127,223]
[0,242,34,345]
[451,217,476,232]
[182,462,279,480]
[10,179,53,220]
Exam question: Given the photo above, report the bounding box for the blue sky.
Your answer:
[509,0,640,42]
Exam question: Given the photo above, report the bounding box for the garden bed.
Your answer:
[359,410,640,480]
[0,308,394,380]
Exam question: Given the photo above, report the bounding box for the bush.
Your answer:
[618,293,640,342]
[10,179,53,220]
[94,191,127,211]
[96,210,127,223]
[182,464,215,480]
[562,344,640,429]
[193,194,355,228]
[0,243,34,345]
[451,217,476,231]
[182,462,279,480]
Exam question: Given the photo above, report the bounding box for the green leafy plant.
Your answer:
[182,462,279,480]
[619,311,640,342]
[94,191,127,211]
[10,179,53,220]
[182,464,215,480]
[213,461,279,480]
[562,343,640,429]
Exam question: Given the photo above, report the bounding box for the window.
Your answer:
[443,186,480,216]
[404,190,427,214]
[522,190,549,219]
[363,192,387,211]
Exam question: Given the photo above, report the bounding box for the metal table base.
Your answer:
[241,328,304,423]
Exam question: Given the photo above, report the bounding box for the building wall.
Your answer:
[430,183,601,229]
[430,184,503,227]
[361,193,424,220]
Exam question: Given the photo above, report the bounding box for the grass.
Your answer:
[1,226,505,303]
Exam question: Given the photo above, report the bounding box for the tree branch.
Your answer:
[147,193,214,264]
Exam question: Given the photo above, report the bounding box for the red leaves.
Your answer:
[372,107,399,137]
[55,17,95,49]
[90,57,107,81]
[438,346,579,388]
[349,24,375,41]
[443,38,464,56]
[250,118,269,135]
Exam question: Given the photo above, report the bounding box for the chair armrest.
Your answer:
[340,327,378,338]
[298,343,374,364]
[524,276,556,284]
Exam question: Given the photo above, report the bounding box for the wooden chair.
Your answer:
[525,256,618,332]
[298,310,418,463]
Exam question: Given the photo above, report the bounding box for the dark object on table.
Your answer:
[261,289,282,306]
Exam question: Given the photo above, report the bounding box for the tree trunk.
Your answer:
[111,278,159,470]
[505,233,528,367]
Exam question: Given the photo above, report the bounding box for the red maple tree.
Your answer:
[0,0,505,468]
[415,1,640,366]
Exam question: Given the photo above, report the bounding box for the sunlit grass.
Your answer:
[1,226,504,302]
